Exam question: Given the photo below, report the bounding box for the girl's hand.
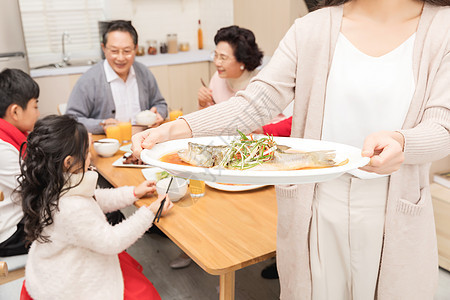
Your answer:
[359,131,405,174]
[148,193,173,216]
[134,180,156,198]
[198,86,214,108]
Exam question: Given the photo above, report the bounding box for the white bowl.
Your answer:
[156,177,188,202]
[135,110,157,126]
[94,138,120,157]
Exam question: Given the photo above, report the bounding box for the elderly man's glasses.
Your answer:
[105,47,135,58]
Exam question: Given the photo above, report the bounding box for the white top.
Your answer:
[25,171,155,300]
[322,33,416,179]
[104,60,141,124]
[0,140,23,243]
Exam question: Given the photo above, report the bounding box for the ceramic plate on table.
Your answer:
[140,136,370,185]
[205,181,267,192]
[112,153,153,168]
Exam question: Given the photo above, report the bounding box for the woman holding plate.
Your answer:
[132,0,450,299]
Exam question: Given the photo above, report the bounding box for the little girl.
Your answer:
[17,115,173,300]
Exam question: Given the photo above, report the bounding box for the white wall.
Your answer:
[104,0,233,52]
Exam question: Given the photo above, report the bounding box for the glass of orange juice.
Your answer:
[105,125,122,144]
[118,121,132,143]
[169,108,183,122]
[189,179,205,198]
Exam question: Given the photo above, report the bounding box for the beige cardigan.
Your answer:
[183,3,450,299]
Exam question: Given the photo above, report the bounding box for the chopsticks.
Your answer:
[93,140,117,144]
[200,78,216,104]
[152,176,173,224]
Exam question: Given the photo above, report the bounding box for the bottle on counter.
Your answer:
[160,42,168,54]
[197,19,203,50]
[167,34,178,54]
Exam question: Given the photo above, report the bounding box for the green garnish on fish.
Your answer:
[219,130,277,170]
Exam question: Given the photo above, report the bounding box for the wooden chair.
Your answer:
[0,254,27,297]
[0,189,27,297]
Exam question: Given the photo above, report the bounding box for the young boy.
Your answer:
[0,68,40,257]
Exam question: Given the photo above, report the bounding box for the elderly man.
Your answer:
[66,20,167,134]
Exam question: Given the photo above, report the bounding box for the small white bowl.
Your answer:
[94,138,120,157]
[156,177,188,202]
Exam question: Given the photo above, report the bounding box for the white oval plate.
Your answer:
[140,136,370,185]
[205,181,267,192]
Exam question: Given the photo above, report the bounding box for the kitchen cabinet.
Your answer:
[233,0,308,56]
[150,62,210,115]
[431,183,450,271]
[33,74,82,117]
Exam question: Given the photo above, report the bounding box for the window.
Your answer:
[19,0,105,65]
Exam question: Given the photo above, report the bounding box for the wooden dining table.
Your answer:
[90,135,277,300]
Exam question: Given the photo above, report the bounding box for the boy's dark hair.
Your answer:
[0,68,40,118]
[214,25,263,71]
[102,20,138,47]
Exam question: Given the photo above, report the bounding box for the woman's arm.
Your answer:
[132,23,300,157]
[399,52,450,164]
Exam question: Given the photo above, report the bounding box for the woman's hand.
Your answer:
[131,119,192,158]
[148,193,173,216]
[131,127,164,158]
[198,86,214,109]
[133,180,156,198]
[359,131,405,174]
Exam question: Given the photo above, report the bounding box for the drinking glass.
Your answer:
[169,109,183,121]
[105,125,122,144]
[118,121,132,143]
[189,179,205,198]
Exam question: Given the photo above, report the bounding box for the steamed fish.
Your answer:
[177,131,337,170]
[250,149,336,171]
[177,142,228,167]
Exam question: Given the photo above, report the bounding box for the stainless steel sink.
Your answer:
[32,59,98,69]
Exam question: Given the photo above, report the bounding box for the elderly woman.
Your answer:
[198,25,263,109]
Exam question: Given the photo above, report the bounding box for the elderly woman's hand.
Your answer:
[359,131,405,174]
[198,86,214,109]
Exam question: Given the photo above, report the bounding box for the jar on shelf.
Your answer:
[136,45,145,56]
[160,42,168,54]
[180,42,190,52]
[167,34,178,54]
[146,40,157,55]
